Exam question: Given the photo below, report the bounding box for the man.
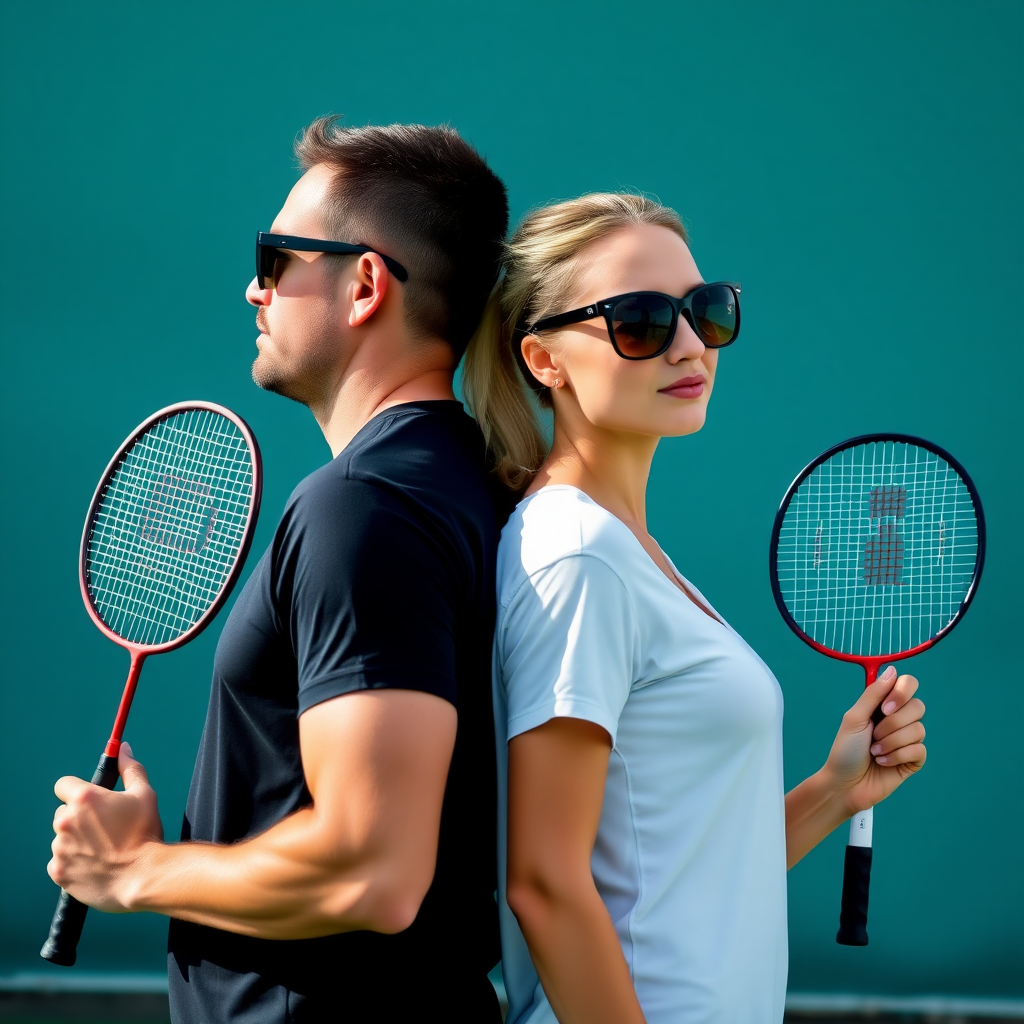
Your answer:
[48,117,509,1021]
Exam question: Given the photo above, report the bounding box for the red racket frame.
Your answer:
[768,432,985,944]
[770,433,985,680]
[79,400,262,759]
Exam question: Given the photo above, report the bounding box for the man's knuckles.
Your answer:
[47,856,66,886]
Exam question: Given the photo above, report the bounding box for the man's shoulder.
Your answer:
[281,402,495,550]
[281,458,377,521]
[343,401,488,493]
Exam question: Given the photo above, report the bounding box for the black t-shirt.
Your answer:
[167,402,502,1023]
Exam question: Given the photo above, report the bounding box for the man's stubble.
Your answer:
[251,298,344,414]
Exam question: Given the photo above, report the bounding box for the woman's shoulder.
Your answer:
[497,485,635,588]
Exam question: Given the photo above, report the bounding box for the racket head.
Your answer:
[769,433,985,667]
[79,401,262,655]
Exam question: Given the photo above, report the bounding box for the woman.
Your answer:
[463,194,927,1024]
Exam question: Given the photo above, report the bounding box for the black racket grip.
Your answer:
[835,844,872,946]
[40,752,120,966]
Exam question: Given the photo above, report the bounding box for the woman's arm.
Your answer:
[507,718,646,1024]
[786,667,927,868]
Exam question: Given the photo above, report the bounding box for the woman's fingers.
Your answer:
[872,741,927,769]
[873,696,926,740]
[844,667,897,728]
[870,720,925,758]
[878,672,919,717]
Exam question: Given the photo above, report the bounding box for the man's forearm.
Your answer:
[127,806,410,939]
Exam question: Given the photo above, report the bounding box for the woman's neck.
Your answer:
[528,420,659,532]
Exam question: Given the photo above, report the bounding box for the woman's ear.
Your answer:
[520,334,561,389]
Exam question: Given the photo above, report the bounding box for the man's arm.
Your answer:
[50,687,456,938]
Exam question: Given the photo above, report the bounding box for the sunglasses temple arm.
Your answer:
[532,304,601,333]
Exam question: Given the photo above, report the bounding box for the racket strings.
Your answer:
[774,440,979,657]
[85,409,256,646]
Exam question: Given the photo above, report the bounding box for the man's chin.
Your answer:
[252,357,302,403]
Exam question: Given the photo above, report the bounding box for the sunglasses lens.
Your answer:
[691,285,738,347]
[257,245,282,289]
[610,295,676,358]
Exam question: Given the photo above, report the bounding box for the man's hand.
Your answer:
[49,743,163,913]
[821,666,927,816]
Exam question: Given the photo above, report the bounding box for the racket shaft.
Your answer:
[40,752,120,966]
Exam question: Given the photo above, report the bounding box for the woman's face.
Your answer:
[523,223,720,440]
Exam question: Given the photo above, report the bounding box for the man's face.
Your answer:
[246,164,349,407]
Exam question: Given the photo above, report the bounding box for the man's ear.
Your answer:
[520,334,560,389]
[347,253,390,327]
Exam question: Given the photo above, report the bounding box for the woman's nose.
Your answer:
[667,314,706,362]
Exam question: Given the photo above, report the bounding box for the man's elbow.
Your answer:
[370,887,427,935]
[329,858,435,936]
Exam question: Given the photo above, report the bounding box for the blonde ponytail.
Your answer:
[463,284,547,494]
[463,192,689,494]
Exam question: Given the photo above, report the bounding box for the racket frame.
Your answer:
[768,432,986,675]
[768,432,985,945]
[78,400,263,757]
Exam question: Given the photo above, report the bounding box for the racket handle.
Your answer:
[40,752,120,966]
[835,844,872,946]
[836,703,884,945]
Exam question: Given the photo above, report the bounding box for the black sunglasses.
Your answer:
[529,282,741,360]
[255,231,409,289]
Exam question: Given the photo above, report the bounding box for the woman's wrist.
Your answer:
[814,763,864,821]
[785,768,856,867]
[791,768,845,824]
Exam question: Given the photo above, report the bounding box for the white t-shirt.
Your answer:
[494,486,788,1024]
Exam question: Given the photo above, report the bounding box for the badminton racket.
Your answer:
[41,401,262,966]
[769,434,984,945]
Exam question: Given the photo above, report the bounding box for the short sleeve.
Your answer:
[274,477,461,715]
[498,554,637,744]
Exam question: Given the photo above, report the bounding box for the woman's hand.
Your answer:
[822,666,927,816]
[786,667,927,867]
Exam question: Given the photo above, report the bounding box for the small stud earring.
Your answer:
[553,378,563,389]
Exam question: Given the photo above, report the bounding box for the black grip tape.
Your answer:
[89,753,121,790]
[40,753,120,966]
[835,844,872,946]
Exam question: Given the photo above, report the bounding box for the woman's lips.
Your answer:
[659,375,706,399]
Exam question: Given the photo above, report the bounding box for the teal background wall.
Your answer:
[1,0,1021,998]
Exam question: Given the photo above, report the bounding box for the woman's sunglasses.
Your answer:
[529,282,741,360]
[255,231,409,290]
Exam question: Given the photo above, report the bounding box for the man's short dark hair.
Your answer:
[296,117,509,357]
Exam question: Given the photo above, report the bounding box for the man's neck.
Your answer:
[317,367,457,457]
